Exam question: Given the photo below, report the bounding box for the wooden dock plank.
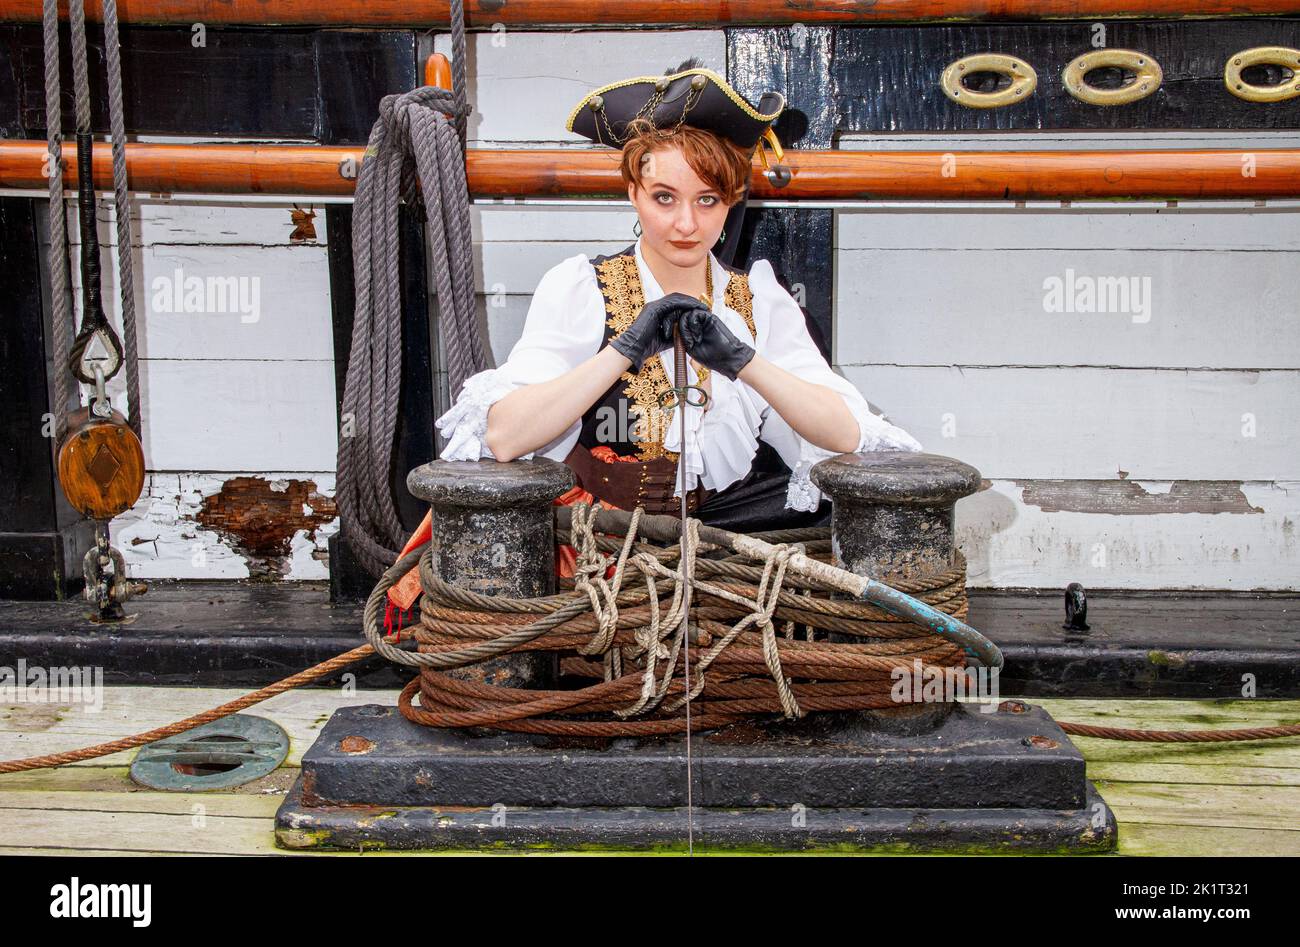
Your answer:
[0,790,285,818]
[1074,740,1300,768]
[1032,697,1300,728]
[1095,782,1300,833]
[1115,824,1300,857]
[1087,763,1300,786]
[0,765,300,795]
[0,806,285,855]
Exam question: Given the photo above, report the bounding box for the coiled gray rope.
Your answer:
[448,0,469,155]
[336,0,488,577]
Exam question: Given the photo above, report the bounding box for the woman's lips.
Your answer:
[670,240,699,248]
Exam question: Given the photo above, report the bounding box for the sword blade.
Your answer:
[672,322,694,855]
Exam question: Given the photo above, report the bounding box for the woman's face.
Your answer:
[627,146,730,268]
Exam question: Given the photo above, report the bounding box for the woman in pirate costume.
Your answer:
[385,59,921,626]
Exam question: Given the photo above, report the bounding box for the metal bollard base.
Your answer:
[275,701,1117,854]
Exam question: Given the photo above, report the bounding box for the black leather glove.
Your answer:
[676,308,756,381]
[610,292,709,372]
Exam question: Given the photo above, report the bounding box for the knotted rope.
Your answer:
[367,502,972,735]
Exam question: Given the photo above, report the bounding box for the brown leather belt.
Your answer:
[563,444,710,516]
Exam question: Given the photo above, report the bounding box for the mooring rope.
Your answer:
[0,645,372,775]
[374,505,1300,743]
[40,0,142,441]
[378,502,972,735]
[1057,721,1300,742]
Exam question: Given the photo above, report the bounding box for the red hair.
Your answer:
[619,116,751,207]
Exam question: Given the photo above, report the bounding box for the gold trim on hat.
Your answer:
[565,67,785,138]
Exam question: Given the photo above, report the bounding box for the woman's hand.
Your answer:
[487,293,710,462]
[611,292,709,372]
[675,309,756,381]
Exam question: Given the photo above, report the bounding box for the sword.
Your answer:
[676,321,696,853]
[659,316,710,855]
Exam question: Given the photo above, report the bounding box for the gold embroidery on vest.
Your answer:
[592,252,677,461]
[591,254,759,462]
[724,273,758,341]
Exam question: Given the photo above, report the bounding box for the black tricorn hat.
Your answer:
[565,58,786,172]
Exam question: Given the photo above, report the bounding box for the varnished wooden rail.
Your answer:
[3,140,1299,199]
[2,0,1298,27]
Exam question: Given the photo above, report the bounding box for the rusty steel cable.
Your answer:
[390,503,978,735]
[0,645,374,775]
[378,506,1300,743]
[1057,720,1300,742]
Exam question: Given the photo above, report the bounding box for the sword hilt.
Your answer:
[673,320,688,388]
[657,321,710,411]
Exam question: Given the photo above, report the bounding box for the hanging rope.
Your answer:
[101,0,142,439]
[41,0,141,441]
[41,0,73,439]
[335,0,490,577]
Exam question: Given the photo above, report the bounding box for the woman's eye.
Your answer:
[654,193,718,205]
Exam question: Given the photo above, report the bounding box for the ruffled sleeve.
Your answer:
[435,253,605,461]
[745,258,923,511]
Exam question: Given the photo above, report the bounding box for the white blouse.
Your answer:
[435,236,923,512]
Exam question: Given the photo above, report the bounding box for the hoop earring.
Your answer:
[632,220,642,237]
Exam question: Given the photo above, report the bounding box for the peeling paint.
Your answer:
[1016,480,1266,515]
[196,477,338,579]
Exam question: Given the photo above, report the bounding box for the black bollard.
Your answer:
[810,451,983,733]
[405,458,575,689]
